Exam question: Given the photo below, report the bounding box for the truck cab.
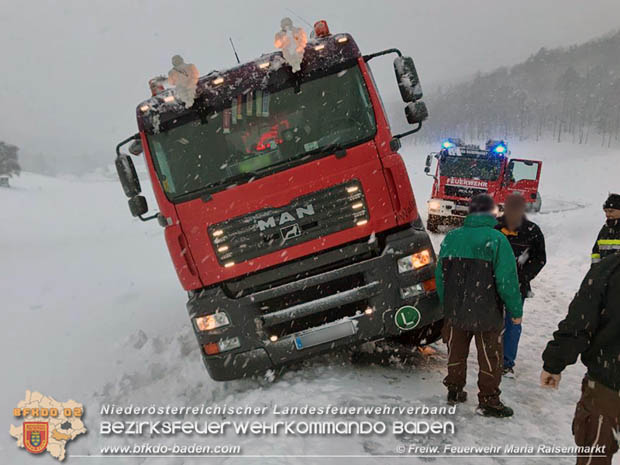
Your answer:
[424,139,542,232]
[115,21,442,380]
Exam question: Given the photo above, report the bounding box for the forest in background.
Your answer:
[417,30,620,147]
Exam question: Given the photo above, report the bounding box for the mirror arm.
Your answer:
[139,213,159,222]
[363,48,402,62]
[116,133,141,159]
[394,122,423,140]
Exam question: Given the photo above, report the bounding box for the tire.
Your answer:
[427,214,441,233]
[527,193,542,213]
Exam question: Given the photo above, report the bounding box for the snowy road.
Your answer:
[1,141,618,464]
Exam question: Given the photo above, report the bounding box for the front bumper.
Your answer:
[187,225,442,381]
[427,198,469,218]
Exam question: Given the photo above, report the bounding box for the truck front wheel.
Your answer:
[527,193,542,213]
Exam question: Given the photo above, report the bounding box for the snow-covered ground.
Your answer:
[1,141,618,464]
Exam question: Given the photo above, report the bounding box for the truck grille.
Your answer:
[444,185,487,198]
[259,273,367,338]
[208,180,368,266]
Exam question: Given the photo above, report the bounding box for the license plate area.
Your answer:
[294,320,357,350]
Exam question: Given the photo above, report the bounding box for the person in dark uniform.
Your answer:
[541,253,620,465]
[591,193,620,264]
[496,193,547,377]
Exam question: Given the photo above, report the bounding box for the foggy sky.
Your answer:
[1,0,619,164]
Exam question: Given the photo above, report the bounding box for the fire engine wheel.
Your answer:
[527,193,542,213]
[426,214,442,233]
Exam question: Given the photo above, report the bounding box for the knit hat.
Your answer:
[469,193,495,214]
[603,193,620,210]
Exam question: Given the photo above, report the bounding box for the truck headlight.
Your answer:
[397,249,432,273]
[428,200,441,212]
[194,312,230,331]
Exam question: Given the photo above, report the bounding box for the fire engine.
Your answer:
[114,20,442,380]
[424,138,543,232]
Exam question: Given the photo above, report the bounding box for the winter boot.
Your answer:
[476,401,514,418]
[447,390,468,405]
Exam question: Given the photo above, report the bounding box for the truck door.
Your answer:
[504,158,542,203]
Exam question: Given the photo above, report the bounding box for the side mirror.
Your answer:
[405,101,429,125]
[394,56,423,102]
[128,140,143,156]
[128,195,148,218]
[424,154,432,174]
[115,153,141,198]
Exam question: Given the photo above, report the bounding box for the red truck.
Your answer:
[424,139,543,232]
[114,21,442,380]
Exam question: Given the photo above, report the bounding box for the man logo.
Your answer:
[23,422,48,454]
[280,223,302,241]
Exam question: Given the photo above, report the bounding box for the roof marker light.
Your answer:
[314,44,325,51]
[258,62,270,69]
[313,20,330,38]
[163,95,175,103]
[213,77,224,85]
[140,104,150,112]
[336,35,348,43]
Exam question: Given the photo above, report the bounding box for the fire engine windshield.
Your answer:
[439,155,502,181]
[147,66,376,201]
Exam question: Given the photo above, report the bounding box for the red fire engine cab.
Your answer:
[114,20,443,380]
[424,139,542,232]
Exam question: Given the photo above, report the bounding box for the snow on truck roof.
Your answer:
[136,33,360,133]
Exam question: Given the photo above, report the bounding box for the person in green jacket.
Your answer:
[435,194,523,417]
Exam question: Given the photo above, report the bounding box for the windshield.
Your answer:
[147,66,376,201]
[439,155,502,181]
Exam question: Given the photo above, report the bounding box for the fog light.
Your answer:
[203,337,241,356]
[269,335,278,342]
[400,284,424,299]
[364,307,374,315]
[195,312,230,331]
[397,249,432,273]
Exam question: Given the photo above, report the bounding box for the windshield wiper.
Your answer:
[304,142,347,159]
[175,144,350,203]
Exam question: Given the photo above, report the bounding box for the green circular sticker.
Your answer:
[394,305,421,331]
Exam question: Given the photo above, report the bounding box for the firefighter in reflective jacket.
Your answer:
[591,193,620,264]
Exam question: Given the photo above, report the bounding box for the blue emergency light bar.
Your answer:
[486,139,508,155]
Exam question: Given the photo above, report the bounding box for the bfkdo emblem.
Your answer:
[23,421,48,454]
